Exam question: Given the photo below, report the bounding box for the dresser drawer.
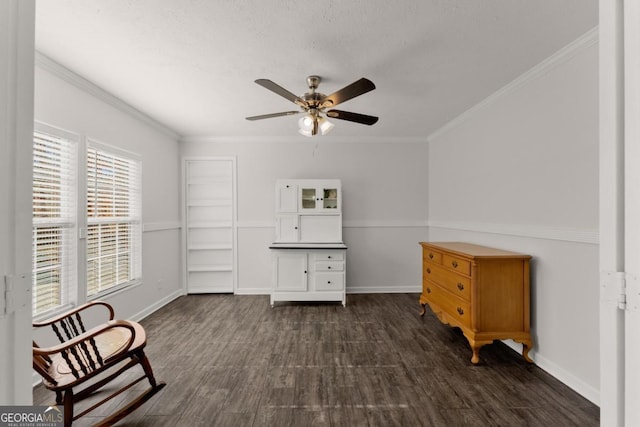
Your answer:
[315,252,344,261]
[423,249,442,264]
[315,261,344,272]
[443,253,471,275]
[423,282,471,328]
[424,262,471,301]
[315,272,345,290]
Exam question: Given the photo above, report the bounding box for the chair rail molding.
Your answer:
[428,220,598,245]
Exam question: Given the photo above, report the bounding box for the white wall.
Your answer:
[180,139,429,294]
[427,31,599,403]
[0,0,35,404]
[33,60,183,323]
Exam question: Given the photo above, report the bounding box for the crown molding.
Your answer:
[428,26,599,142]
[35,51,181,140]
[179,135,428,144]
[428,220,598,244]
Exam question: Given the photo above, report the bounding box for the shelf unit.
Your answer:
[184,158,236,293]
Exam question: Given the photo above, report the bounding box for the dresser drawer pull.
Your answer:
[451,260,458,268]
[457,282,464,291]
[429,253,434,259]
[328,266,331,269]
[426,268,431,274]
[327,281,332,284]
[426,287,431,294]
[328,255,332,259]
[457,307,464,315]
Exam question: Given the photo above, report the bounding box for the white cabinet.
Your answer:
[184,158,236,293]
[276,182,298,213]
[270,248,346,306]
[271,178,346,306]
[274,179,343,243]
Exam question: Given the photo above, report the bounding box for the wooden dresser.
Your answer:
[419,242,533,364]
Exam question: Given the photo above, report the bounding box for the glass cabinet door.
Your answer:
[323,188,338,209]
[301,188,316,209]
[301,184,339,211]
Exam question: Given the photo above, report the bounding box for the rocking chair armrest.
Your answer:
[33,319,137,360]
[33,301,115,328]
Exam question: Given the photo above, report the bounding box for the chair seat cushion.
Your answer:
[42,321,146,389]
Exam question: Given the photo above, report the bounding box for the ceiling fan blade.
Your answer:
[246,111,301,121]
[326,110,378,125]
[319,78,376,108]
[255,79,308,107]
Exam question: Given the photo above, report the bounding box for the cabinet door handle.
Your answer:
[286,185,290,188]
[457,282,464,291]
[304,270,307,274]
[429,253,434,259]
[328,266,331,269]
[327,281,331,284]
[426,287,431,294]
[457,307,464,315]
[426,268,431,274]
[328,255,331,259]
[451,260,458,268]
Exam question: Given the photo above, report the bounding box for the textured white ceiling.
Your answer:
[35,0,597,139]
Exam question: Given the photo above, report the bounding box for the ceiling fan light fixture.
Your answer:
[318,116,334,135]
[298,115,315,132]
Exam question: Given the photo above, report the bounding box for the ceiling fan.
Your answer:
[246,75,378,137]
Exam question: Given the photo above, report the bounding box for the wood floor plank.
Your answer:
[32,293,599,426]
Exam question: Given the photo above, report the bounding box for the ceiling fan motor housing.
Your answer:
[306,75,321,90]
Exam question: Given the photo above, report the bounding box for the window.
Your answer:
[86,143,142,297]
[32,126,143,316]
[32,125,77,315]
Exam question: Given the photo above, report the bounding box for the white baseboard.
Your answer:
[233,286,421,295]
[347,285,421,294]
[502,340,599,405]
[129,289,184,322]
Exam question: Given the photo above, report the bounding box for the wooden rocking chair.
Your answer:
[33,301,166,426]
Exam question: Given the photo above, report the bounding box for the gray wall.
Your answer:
[427,33,599,402]
[180,139,430,294]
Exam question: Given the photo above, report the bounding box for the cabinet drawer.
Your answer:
[315,261,344,272]
[315,272,345,290]
[423,249,442,264]
[315,252,344,261]
[443,254,471,275]
[423,262,471,301]
[423,282,471,328]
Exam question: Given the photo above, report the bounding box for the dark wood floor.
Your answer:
[34,293,599,426]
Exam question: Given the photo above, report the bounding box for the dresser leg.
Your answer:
[468,339,491,364]
[470,347,481,364]
[419,303,426,317]
[522,343,534,363]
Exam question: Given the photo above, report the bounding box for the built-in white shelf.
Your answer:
[184,158,236,294]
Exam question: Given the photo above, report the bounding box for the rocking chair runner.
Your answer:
[33,301,166,426]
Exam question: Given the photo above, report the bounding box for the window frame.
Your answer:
[84,138,142,300]
[31,122,79,320]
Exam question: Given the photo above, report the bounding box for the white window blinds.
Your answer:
[32,127,77,315]
[86,144,141,297]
